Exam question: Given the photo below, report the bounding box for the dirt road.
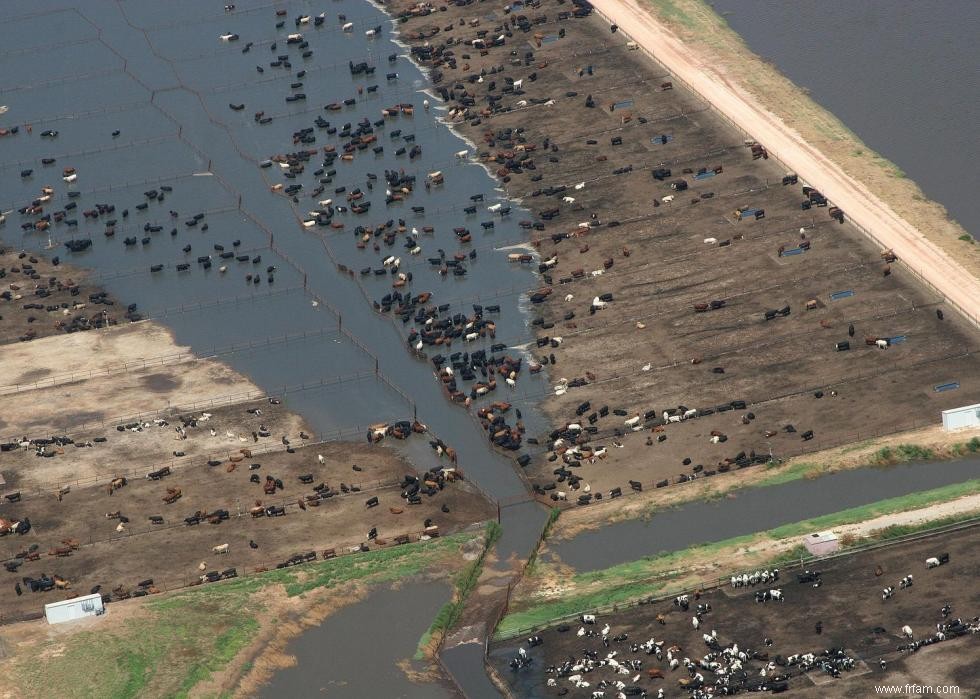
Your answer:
[592,0,980,323]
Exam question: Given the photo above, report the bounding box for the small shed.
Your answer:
[803,530,839,557]
[44,593,105,625]
[942,403,980,432]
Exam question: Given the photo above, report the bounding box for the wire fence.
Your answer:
[0,519,488,627]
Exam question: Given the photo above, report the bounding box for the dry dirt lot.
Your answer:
[389,0,980,506]
[0,322,274,440]
[490,526,980,697]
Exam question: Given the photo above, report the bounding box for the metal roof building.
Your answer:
[44,593,105,625]
[942,403,980,432]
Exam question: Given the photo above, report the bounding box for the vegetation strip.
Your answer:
[1,532,481,699]
[495,483,980,638]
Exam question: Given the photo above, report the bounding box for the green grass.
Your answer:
[525,508,561,575]
[753,460,822,487]
[6,532,482,699]
[951,437,980,456]
[768,478,980,539]
[495,535,757,639]
[652,0,699,29]
[959,234,975,244]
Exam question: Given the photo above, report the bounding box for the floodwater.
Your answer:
[2,0,548,695]
[708,0,980,237]
[553,457,980,571]
[256,581,456,698]
[3,1,976,696]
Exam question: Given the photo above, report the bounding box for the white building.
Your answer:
[44,593,105,625]
[942,403,980,432]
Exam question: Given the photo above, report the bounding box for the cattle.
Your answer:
[927,553,950,568]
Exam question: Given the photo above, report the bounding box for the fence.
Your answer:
[1,371,386,444]
[589,5,980,329]
[537,413,947,516]
[0,519,488,627]
[491,515,980,642]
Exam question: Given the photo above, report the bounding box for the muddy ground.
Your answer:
[0,439,493,620]
[387,0,980,503]
[0,246,133,345]
[490,526,980,698]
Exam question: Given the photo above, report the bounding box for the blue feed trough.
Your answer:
[934,382,959,393]
[613,99,634,110]
[887,335,907,345]
[781,247,805,256]
[650,134,673,145]
[694,171,717,180]
[739,208,761,219]
[830,290,855,301]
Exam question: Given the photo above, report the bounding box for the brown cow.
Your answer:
[107,477,127,495]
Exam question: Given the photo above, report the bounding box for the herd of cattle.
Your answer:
[8,163,289,289]
[0,248,132,342]
[505,552,977,697]
[0,395,467,609]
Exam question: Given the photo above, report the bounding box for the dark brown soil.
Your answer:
[387,0,980,507]
[490,526,980,697]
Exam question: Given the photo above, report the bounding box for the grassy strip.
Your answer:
[4,532,480,699]
[495,534,757,638]
[753,460,822,487]
[415,521,502,658]
[752,437,980,490]
[950,437,980,457]
[768,478,980,539]
[525,508,561,574]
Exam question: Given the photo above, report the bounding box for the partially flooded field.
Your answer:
[388,0,980,511]
[2,0,978,696]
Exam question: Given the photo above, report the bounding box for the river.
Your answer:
[708,0,980,238]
